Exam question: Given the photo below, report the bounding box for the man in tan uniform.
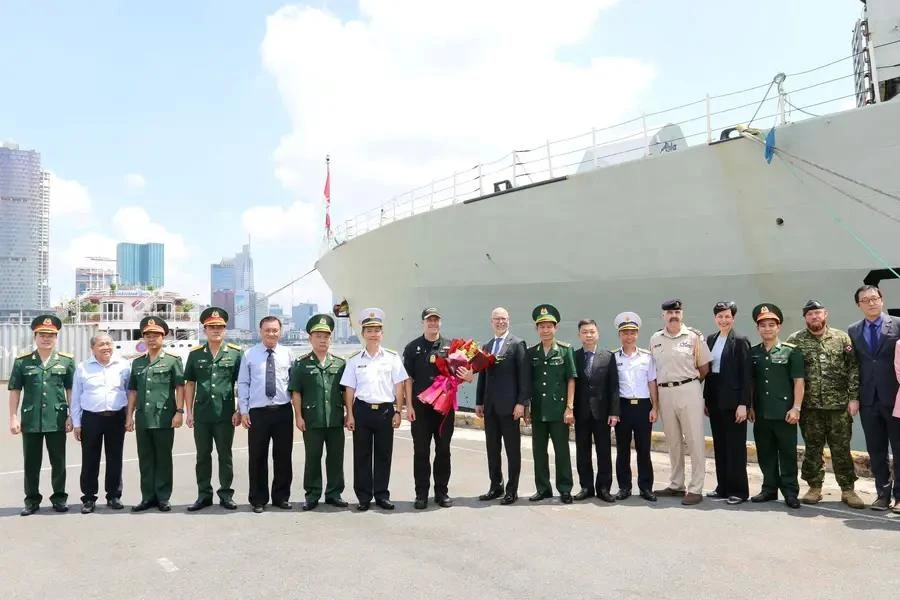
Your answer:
[650,299,712,505]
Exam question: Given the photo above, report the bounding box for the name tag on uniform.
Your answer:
[549,357,564,365]
[356,364,367,369]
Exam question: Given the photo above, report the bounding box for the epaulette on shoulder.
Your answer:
[298,351,313,361]
[687,327,704,337]
[638,348,652,354]
[347,350,362,359]
[165,352,182,359]
[190,345,205,352]
[529,343,540,351]
[226,343,242,350]
[557,341,571,348]
[782,342,796,348]
[383,347,398,355]
[17,350,33,359]
[57,351,73,358]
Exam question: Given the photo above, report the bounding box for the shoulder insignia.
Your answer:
[164,352,181,359]
[58,351,74,358]
[782,342,796,348]
[227,343,242,350]
[529,343,540,351]
[383,347,397,355]
[190,345,205,352]
[301,352,313,361]
[638,348,651,354]
[687,327,703,336]
[557,341,571,348]
[17,351,33,359]
[347,350,362,359]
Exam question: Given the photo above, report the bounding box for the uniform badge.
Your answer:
[760,306,769,314]
[43,317,52,326]
[148,318,156,326]
[319,317,327,325]
[369,311,375,318]
[211,310,220,318]
[429,354,436,364]
[540,307,548,316]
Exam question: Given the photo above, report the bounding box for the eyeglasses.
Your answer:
[858,296,882,305]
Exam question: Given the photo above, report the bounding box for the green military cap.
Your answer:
[307,313,335,334]
[140,315,170,335]
[200,306,228,327]
[532,304,560,324]
[752,303,783,324]
[31,314,62,334]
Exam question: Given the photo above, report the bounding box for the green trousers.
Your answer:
[754,419,799,499]
[194,421,235,502]
[532,420,573,495]
[136,428,175,503]
[799,408,857,490]
[22,431,67,507]
[303,427,345,501]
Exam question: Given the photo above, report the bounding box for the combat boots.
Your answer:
[841,489,864,509]
[801,487,822,504]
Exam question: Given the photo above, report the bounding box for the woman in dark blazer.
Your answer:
[704,301,751,504]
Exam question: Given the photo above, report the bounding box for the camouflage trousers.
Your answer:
[799,408,857,490]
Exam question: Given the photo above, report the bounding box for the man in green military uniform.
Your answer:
[786,300,864,509]
[748,304,805,509]
[289,314,348,511]
[524,304,577,504]
[126,316,185,512]
[184,307,242,511]
[8,315,75,516]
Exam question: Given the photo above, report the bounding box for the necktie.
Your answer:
[869,322,879,354]
[492,337,502,355]
[585,351,594,372]
[265,348,276,398]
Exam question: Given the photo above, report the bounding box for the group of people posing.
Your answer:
[6,284,900,516]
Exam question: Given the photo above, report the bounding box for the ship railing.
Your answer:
[328,54,863,248]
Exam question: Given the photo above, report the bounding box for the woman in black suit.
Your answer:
[704,301,751,504]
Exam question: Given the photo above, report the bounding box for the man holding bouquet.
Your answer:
[525,304,577,504]
[403,307,474,510]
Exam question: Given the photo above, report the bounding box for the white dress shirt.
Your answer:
[340,346,408,404]
[237,343,293,414]
[710,335,727,374]
[71,355,131,427]
[616,348,657,399]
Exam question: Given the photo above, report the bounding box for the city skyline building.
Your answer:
[211,241,255,330]
[292,302,318,331]
[116,242,164,288]
[0,142,50,313]
[75,266,115,295]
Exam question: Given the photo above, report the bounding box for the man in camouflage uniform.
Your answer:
[786,300,864,508]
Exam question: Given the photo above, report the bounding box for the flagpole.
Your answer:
[324,154,332,244]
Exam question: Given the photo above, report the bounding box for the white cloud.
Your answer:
[241,201,319,243]
[124,173,147,189]
[260,0,654,219]
[48,172,92,217]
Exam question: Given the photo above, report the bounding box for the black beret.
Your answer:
[802,300,825,315]
[661,299,682,311]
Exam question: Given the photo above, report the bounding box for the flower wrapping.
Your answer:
[418,339,496,424]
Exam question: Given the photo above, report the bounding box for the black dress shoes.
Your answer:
[158,501,172,512]
[375,499,395,510]
[500,494,518,505]
[252,505,264,513]
[81,501,95,514]
[414,498,428,510]
[187,498,213,512]
[220,499,238,510]
[615,489,632,501]
[529,491,552,502]
[131,500,157,512]
[560,493,573,504]
[301,500,318,512]
[274,501,292,510]
[706,490,726,498]
[52,503,69,513]
[325,497,349,508]
[751,491,778,503]
[785,497,801,509]
[478,487,504,501]
[435,496,454,508]
[20,505,39,517]
[107,498,125,510]
[639,489,657,502]
[574,489,594,501]
[356,502,370,512]
[598,490,616,503]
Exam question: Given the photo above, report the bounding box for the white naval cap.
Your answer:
[614,312,641,331]
[358,307,385,327]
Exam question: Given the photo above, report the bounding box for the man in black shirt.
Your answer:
[403,307,472,510]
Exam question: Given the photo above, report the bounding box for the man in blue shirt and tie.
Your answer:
[238,316,294,513]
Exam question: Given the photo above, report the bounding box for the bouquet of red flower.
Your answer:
[418,339,496,424]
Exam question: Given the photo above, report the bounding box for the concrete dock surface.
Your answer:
[1,411,898,600]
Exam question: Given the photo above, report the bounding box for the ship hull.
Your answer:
[317,101,900,351]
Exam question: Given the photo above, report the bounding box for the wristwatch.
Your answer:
[394,409,401,415]
[175,408,184,414]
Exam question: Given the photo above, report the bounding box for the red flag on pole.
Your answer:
[324,155,332,238]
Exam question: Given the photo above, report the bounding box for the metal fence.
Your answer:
[0,324,97,380]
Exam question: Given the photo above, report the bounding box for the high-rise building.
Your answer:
[212,242,255,330]
[0,143,50,312]
[75,266,115,295]
[210,259,235,326]
[211,289,235,327]
[292,303,318,330]
[116,242,164,288]
[255,294,269,327]
[269,303,283,316]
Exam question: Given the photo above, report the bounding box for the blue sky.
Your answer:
[0,0,863,315]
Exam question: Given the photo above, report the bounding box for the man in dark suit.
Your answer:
[703,301,751,504]
[475,307,531,505]
[847,285,900,511]
[573,319,620,502]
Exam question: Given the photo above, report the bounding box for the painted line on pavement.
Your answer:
[156,557,179,573]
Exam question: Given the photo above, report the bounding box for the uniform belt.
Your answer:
[658,378,697,388]
[622,397,650,405]
[86,409,125,417]
[253,403,289,411]
[355,399,394,410]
